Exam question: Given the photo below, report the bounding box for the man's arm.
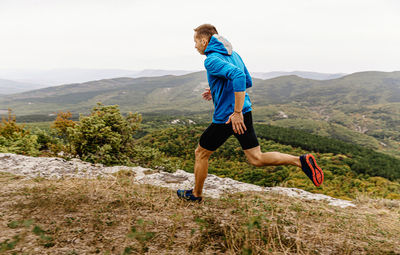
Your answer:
[204,56,246,92]
[237,53,253,89]
[204,56,247,134]
[243,64,253,88]
[227,91,247,134]
[234,92,245,113]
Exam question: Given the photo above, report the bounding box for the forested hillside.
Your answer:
[135,125,400,200]
[4,103,399,201]
[2,71,400,158]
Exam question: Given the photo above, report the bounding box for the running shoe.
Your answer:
[300,154,324,187]
[177,189,202,202]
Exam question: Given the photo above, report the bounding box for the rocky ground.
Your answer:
[0,153,354,208]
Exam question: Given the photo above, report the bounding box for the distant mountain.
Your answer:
[1,71,399,114]
[132,69,194,78]
[251,71,346,80]
[0,72,209,116]
[0,68,346,89]
[1,71,399,158]
[0,79,45,95]
[0,68,196,88]
[0,69,345,93]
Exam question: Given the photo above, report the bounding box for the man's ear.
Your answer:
[201,37,208,46]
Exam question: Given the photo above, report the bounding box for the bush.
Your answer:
[67,103,142,166]
[50,111,76,144]
[130,145,181,173]
[0,109,40,156]
[29,128,67,157]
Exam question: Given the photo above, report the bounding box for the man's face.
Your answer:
[194,32,208,55]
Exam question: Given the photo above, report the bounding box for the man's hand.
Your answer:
[201,88,212,101]
[226,112,247,135]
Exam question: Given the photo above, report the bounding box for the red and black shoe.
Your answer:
[300,154,324,187]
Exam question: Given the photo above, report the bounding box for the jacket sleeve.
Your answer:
[243,63,253,88]
[204,56,246,92]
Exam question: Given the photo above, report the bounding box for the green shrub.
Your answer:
[30,128,62,151]
[0,109,40,156]
[0,133,40,156]
[67,103,142,166]
[130,145,181,173]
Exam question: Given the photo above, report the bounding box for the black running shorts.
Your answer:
[199,111,259,151]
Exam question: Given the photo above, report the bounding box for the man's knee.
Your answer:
[195,145,213,160]
[247,154,264,167]
[244,146,264,167]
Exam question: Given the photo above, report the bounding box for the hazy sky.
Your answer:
[1,0,399,73]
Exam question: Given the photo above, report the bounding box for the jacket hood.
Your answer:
[204,34,233,56]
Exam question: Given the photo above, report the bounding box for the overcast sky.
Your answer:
[0,0,399,73]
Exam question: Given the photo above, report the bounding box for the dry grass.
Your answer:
[0,171,399,255]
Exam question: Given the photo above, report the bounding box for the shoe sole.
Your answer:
[305,154,324,187]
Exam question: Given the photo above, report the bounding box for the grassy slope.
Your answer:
[0,171,399,254]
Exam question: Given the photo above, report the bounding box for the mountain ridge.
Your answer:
[3,70,400,99]
[2,68,385,94]
[0,78,45,95]
[252,70,347,80]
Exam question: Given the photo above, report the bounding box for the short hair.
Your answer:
[194,24,218,42]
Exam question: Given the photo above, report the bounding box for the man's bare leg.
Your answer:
[244,146,301,167]
[193,145,213,197]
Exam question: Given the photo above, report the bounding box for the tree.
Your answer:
[0,109,40,156]
[50,111,77,154]
[67,103,142,165]
[51,111,76,141]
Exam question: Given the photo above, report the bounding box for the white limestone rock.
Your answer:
[0,153,355,208]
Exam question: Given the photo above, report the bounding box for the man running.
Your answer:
[177,24,324,202]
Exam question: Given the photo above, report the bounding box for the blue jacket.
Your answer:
[204,34,252,124]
